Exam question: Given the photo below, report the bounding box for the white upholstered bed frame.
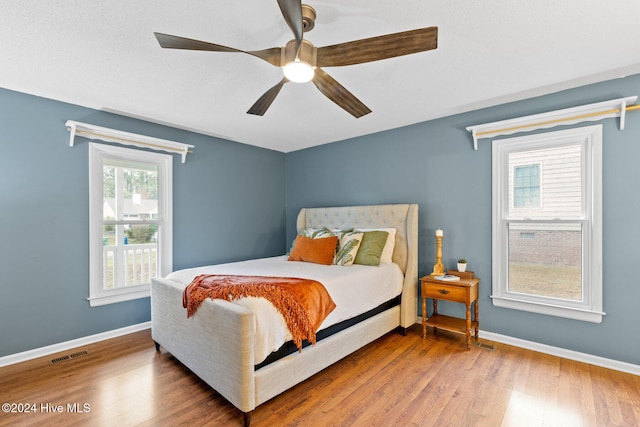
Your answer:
[151,204,418,425]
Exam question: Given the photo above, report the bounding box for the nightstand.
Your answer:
[420,271,479,350]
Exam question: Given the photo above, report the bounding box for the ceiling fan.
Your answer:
[154,0,438,118]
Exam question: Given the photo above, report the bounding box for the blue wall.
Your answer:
[286,74,640,366]
[0,88,286,357]
[3,73,640,367]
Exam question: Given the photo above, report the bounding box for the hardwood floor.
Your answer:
[1,326,639,427]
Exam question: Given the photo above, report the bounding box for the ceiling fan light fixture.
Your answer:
[283,60,314,83]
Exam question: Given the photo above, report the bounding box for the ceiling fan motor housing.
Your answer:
[282,39,317,67]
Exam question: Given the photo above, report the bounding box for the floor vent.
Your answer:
[49,350,89,365]
[475,342,495,351]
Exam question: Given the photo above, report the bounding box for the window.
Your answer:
[491,125,603,322]
[89,143,172,306]
[513,164,540,208]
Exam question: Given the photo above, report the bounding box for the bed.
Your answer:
[151,204,419,426]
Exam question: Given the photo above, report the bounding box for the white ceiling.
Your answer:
[2,1,640,152]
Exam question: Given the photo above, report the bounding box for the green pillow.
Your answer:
[354,231,389,266]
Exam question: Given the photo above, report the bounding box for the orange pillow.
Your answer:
[288,235,338,265]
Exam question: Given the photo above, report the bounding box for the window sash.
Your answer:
[499,219,588,309]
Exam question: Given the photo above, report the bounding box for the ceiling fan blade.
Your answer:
[247,78,289,116]
[154,32,282,66]
[312,68,371,118]
[316,26,438,67]
[277,0,303,54]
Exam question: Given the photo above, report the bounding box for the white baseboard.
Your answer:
[0,321,151,368]
[479,330,640,376]
[416,318,640,376]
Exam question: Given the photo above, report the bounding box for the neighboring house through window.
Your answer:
[89,143,173,306]
[491,125,603,322]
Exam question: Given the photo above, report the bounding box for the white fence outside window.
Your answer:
[103,243,157,289]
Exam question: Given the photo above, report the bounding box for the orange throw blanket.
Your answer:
[182,275,336,351]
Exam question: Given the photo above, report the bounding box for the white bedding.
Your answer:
[165,255,404,364]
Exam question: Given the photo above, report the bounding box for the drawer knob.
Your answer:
[438,289,450,295]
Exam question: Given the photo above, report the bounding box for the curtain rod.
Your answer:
[466,96,638,150]
[475,104,640,138]
[66,120,194,163]
[73,128,194,154]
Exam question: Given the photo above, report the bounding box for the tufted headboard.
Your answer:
[296,204,419,328]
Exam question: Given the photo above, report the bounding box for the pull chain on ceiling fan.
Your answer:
[154,0,438,118]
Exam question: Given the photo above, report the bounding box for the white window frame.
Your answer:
[491,125,604,323]
[88,143,173,306]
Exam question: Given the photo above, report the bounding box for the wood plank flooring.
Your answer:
[1,326,639,427]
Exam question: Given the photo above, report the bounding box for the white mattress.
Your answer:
[165,255,404,364]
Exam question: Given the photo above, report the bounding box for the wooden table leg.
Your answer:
[474,300,479,339]
[421,297,427,339]
[465,303,471,351]
[432,299,438,335]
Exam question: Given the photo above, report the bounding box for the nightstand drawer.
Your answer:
[423,283,467,302]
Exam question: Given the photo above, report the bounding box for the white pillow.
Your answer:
[356,228,396,263]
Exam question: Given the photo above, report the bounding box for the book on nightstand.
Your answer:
[446,270,475,279]
[434,274,460,281]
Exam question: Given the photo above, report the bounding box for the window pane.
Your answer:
[514,164,540,208]
[508,144,582,218]
[103,159,158,222]
[507,223,582,301]
[102,224,158,289]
